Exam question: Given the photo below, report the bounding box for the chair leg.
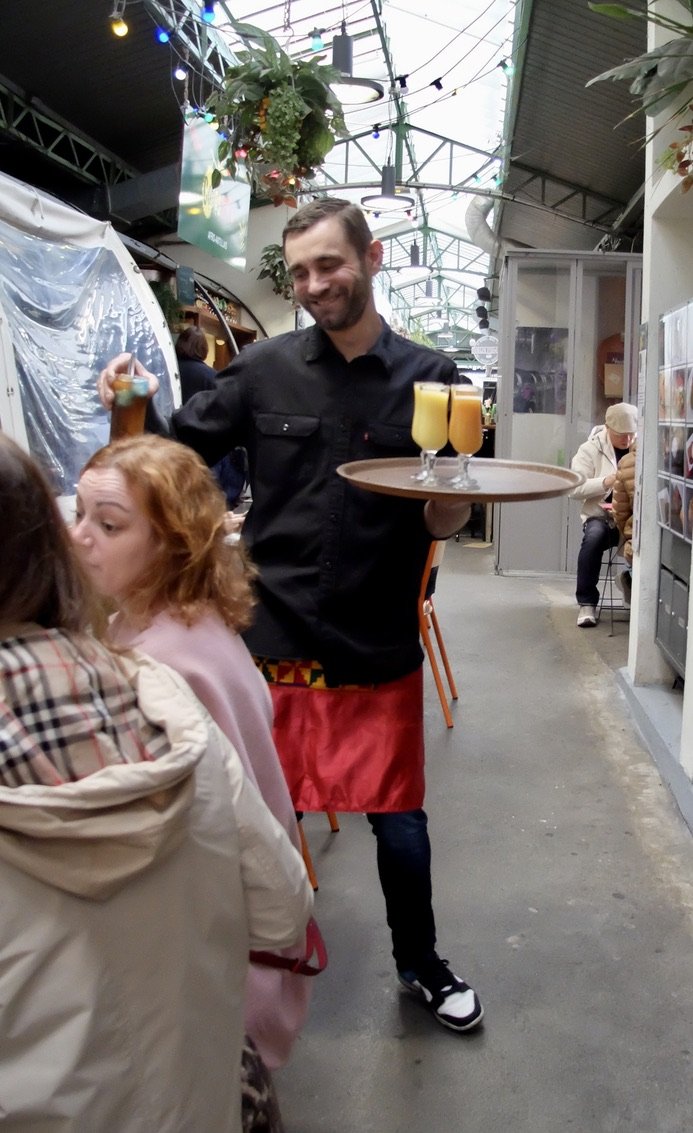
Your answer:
[429,603,458,700]
[608,557,615,637]
[419,612,454,728]
[327,811,340,832]
[298,819,319,891]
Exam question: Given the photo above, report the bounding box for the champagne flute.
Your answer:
[411,382,450,483]
[448,386,483,489]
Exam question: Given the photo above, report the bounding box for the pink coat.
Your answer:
[109,609,312,1069]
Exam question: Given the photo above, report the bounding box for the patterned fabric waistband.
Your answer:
[253,656,370,692]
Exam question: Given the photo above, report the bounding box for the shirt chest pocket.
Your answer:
[256,412,321,481]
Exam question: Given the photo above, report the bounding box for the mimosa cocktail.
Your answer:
[411,382,450,482]
[448,386,483,489]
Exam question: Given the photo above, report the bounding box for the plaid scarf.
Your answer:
[0,626,170,787]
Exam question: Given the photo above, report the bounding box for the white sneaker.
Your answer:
[577,605,597,627]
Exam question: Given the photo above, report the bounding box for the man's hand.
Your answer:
[97,353,159,410]
[424,498,472,539]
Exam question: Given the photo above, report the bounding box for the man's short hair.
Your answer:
[282,198,373,258]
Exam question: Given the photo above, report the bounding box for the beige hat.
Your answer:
[605,402,637,433]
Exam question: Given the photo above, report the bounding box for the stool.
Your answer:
[598,542,630,636]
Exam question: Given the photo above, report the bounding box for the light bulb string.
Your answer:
[372,27,525,142]
[387,7,514,103]
[385,0,497,82]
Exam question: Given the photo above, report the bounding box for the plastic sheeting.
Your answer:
[0,171,177,495]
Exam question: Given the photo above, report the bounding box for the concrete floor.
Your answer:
[274,538,693,1133]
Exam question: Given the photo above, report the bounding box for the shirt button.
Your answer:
[282,422,289,432]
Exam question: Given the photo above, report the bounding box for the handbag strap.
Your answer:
[249,916,327,977]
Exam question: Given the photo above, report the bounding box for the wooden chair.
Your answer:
[298,811,340,891]
[419,540,458,728]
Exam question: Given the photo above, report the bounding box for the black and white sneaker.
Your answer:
[398,955,484,1032]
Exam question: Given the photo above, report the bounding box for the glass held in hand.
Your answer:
[448,386,483,489]
[109,354,149,441]
[411,382,450,483]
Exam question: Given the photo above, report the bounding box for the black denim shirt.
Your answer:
[165,320,457,685]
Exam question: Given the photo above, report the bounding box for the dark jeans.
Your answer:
[576,516,620,606]
[366,809,437,973]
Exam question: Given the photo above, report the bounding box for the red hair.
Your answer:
[81,436,256,632]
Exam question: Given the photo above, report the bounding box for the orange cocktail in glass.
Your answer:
[448,386,483,489]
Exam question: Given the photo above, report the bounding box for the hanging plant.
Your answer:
[210,19,346,207]
[587,2,693,190]
[257,243,295,302]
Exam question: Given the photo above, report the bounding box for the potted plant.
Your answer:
[257,243,295,302]
[588,2,693,190]
[211,19,346,207]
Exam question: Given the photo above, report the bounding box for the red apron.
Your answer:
[256,659,425,813]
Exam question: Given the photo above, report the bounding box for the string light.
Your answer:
[201,3,215,24]
[372,124,380,139]
[155,26,170,43]
[310,27,325,51]
[431,78,443,91]
[174,63,188,81]
[109,0,128,37]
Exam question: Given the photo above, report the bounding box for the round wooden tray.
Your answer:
[336,457,583,503]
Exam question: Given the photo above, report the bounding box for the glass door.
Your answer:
[495,251,642,575]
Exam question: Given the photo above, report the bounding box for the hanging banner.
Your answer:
[178,120,251,269]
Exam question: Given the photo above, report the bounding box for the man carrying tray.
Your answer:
[98,198,483,1033]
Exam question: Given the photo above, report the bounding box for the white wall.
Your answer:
[152,202,297,338]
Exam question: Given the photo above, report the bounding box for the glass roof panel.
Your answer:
[215,0,516,345]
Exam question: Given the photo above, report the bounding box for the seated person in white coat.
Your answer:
[569,402,637,627]
[0,432,313,1133]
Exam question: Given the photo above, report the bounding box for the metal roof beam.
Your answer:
[143,0,236,85]
[0,76,137,186]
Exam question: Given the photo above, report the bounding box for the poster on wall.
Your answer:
[657,301,693,543]
[178,119,251,269]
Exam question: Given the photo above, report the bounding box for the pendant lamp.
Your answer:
[391,242,432,286]
[330,22,384,105]
[361,163,415,212]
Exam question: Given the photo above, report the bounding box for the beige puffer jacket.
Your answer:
[0,626,313,1132]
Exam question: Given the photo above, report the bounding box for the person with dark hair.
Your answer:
[175,323,247,506]
[175,324,218,401]
[98,198,483,1034]
[0,432,312,1131]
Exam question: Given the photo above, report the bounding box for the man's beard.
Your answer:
[303,267,371,332]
